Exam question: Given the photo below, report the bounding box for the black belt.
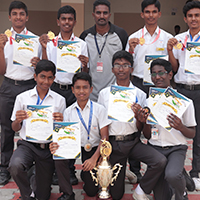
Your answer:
[53,82,72,90]
[109,132,140,141]
[4,77,35,86]
[176,83,200,91]
[26,140,50,150]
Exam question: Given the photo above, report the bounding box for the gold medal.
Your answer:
[127,103,132,109]
[139,37,145,45]
[26,111,32,117]
[4,29,12,37]
[84,142,92,152]
[174,42,183,50]
[47,31,55,40]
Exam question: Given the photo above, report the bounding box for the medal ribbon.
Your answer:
[182,34,200,51]
[94,34,108,58]
[76,101,93,140]
[10,30,28,45]
[141,28,161,45]
[36,92,48,105]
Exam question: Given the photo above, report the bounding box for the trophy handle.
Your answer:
[90,167,99,186]
[111,163,123,186]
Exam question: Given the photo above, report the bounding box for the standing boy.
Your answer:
[8,60,65,200]
[50,72,110,199]
[0,1,41,185]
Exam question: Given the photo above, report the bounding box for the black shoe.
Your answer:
[0,170,11,185]
[183,191,188,200]
[52,172,59,185]
[70,173,78,185]
[183,168,195,191]
[57,192,75,200]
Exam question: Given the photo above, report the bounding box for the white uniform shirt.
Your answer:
[149,98,196,146]
[46,33,88,85]
[125,26,173,78]
[4,27,41,81]
[11,86,66,142]
[63,99,110,147]
[173,30,200,84]
[98,82,146,136]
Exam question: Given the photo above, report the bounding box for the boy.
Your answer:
[98,50,167,200]
[8,60,66,200]
[0,1,41,185]
[167,0,200,190]
[50,72,110,199]
[136,59,196,200]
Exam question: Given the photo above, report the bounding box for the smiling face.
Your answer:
[9,8,28,31]
[184,8,200,31]
[141,4,161,26]
[72,79,93,103]
[92,4,111,27]
[151,65,172,88]
[57,13,76,34]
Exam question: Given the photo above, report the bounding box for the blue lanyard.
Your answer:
[36,93,47,105]
[76,101,93,140]
[189,33,200,42]
[94,34,108,58]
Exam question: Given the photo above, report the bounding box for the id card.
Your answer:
[151,126,159,140]
[97,61,103,72]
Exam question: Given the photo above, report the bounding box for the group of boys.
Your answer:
[0,0,200,200]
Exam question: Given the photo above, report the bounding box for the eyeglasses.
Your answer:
[113,64,132,69]
[151,71,168,77]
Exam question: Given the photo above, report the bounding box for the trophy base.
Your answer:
[98,190,112,199]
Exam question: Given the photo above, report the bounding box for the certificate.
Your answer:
[56,40,81,73]
[13,34,39,67]
[26,105,53,141]
[53,122,81,159]
[185,42,200,74]
[108,85,137,122]
[152,87,190,131]
[144,55,168,85]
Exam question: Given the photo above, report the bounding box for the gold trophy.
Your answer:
[90,139,122,199]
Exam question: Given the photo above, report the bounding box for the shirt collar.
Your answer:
[143,26,159,36]
[11,27,27,37]
[30,86,53,99]
[73,99,91,110]
[90,21,115,35]
[58,32,75,41]
[114,81,135,88]
[186,29,200,41]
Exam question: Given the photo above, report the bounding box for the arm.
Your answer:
[39,34,49,60]
[82,125,109,171]
[167,113,195,139]
[0,34,8,75]
[78,55,89,73]
[167,38,179,73]
[12,110,28,132]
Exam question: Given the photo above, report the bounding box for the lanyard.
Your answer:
[10,30,28,45]
[141,28,161,45]
[181,34,200,51]
[36,92,47,105]
[76,101,93,140]
[53,35,75,46]
[94,34,108,58]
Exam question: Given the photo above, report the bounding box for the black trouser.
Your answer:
[8,140,54,200]
[0,78,35,170]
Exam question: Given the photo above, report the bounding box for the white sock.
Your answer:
[135,184,145,195]
[183,191,187,196]
[30,191,35,197]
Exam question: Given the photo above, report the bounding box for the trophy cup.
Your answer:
[90,139,122,199]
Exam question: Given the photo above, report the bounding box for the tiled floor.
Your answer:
[1,137,200,200]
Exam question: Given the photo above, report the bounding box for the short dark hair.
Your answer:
[57,5,76,20]
[9,1,28,16]
[35,60,56,76]
[72,72,92,87]
[150,59,172,73]
[112,50,133,67]
[183,1,200,17]
[93,0,110,12]
[141,0,161,12]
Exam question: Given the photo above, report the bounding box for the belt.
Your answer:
[109,132,139,141]
[176,83,200,91]
[150,143,174,150]
[26,140,50,150]
[4,77,35,86]
[53,82,72,90]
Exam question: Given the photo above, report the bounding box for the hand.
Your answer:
[0,34,8,50]
[31,57,40,69]
[131,103,143,120]
[78,55,89,68]
[167,38,178,51]
[136,107,149,123]
[82,156,97,171]
[167,113,184,131]
[39,34,49,49]
[53,112,63,122]
[15,110,28,124]
[49,142,59,154]
[129,38,139,53]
